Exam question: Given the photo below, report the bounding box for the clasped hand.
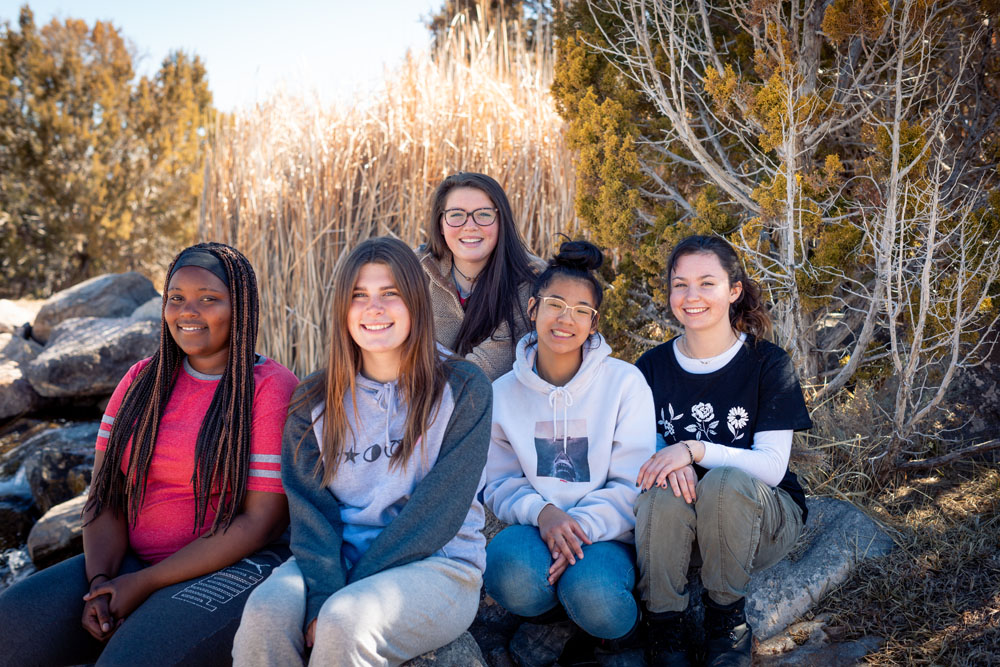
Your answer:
[82,571,154,640]
[537,504,591,585]
[636,441,701,503]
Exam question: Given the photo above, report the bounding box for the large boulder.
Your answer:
[130,296,163,322]
[24,316,158,398]
[746,496,894,639]
[26,493,86,569]
[20,422,100,514]
[0,333,45,419]
[32,272,159,344]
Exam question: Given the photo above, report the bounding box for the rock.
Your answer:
[32,272,159,344]
[0,545,36,590]
[405,632,487,666]
[130,296,163,322]
[27,493,86,569]
[757,615,883,665]
[0,496,37,549]
[24,316,158,398]
[0,333,45,418]
[21,422,99,514]
[0,299,37,334]
[746,496,894,639]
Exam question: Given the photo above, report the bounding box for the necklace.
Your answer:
[679,332,736,365]
[452,262,479,286]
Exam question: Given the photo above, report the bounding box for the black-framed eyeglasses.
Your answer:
[442,207,498,227]
[538,296,599,323]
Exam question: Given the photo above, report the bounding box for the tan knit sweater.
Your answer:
[418,246,543,382]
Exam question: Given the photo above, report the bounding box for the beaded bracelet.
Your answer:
[682,441,695,465]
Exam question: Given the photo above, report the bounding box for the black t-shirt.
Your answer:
[634,335,812,521]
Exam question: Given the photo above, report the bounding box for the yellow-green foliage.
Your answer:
[0,6,213,298]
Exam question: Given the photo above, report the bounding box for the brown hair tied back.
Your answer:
[665,235,772,340]
[85,242,259,536]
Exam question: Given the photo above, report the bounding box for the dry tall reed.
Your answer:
[200,6,577,376]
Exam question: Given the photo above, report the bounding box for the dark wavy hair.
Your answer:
[665,235,772,339]
[86,242,260,535]
[425,172,537,355]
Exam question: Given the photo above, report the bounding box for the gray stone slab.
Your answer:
[747,496,894,639]
[32,272,159,344]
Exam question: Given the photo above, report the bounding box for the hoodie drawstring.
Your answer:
[374,383,395,452]
[548,387,574,451]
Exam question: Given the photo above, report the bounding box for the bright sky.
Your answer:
[0,0,440,111]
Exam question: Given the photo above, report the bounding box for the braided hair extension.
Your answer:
[84,243,260,536]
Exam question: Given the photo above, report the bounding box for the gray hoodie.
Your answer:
[281,359,492,629]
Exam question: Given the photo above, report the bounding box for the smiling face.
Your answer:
[165,265,232,375]
[440,186,500,275]
[347,262,412,381]
[530,276,599,360]
[669,251,742,338]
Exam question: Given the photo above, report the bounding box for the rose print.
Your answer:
[684,402,718,440]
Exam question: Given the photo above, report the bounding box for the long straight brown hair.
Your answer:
[86,242,259,535]
[297,237,449,484]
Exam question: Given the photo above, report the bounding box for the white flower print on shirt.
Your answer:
[658,404,684,438]
[727,406,749,441]
[685,402,718,440]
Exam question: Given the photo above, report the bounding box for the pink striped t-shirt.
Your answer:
[96,356,298,564]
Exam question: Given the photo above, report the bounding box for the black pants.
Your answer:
[0,545,289,667]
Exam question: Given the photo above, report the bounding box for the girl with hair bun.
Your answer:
[0,243,298,666]
[419,172,544,381]
[633,235,811,667]
[483,240,656,664]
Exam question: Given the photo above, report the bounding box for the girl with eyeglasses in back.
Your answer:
[483,240,656,665]
[418,172,544,381]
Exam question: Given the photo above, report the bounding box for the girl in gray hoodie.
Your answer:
[484,240,656,665]
[233,237,493,666]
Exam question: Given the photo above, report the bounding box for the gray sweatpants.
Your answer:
[232,555,482,667]
[634,466,803,612]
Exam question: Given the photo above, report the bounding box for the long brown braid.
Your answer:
[84,242,260,536]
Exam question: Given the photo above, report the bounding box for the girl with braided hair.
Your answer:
[0,243,298,666]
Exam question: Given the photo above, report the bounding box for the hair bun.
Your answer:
[552,240,603,272]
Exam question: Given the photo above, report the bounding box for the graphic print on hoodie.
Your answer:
[534,418,590,483]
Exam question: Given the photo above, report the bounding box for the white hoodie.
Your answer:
[484,333,656,543]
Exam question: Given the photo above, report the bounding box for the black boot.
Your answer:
[644,609,691,667]
[559,614,645,667]
[703,594,752,667]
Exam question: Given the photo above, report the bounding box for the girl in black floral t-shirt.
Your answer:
[633,236,811,667]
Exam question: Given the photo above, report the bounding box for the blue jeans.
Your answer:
[484,524,638,639]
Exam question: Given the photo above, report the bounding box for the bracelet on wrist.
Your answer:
[682,441,695,465]
[88,572,111,587]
